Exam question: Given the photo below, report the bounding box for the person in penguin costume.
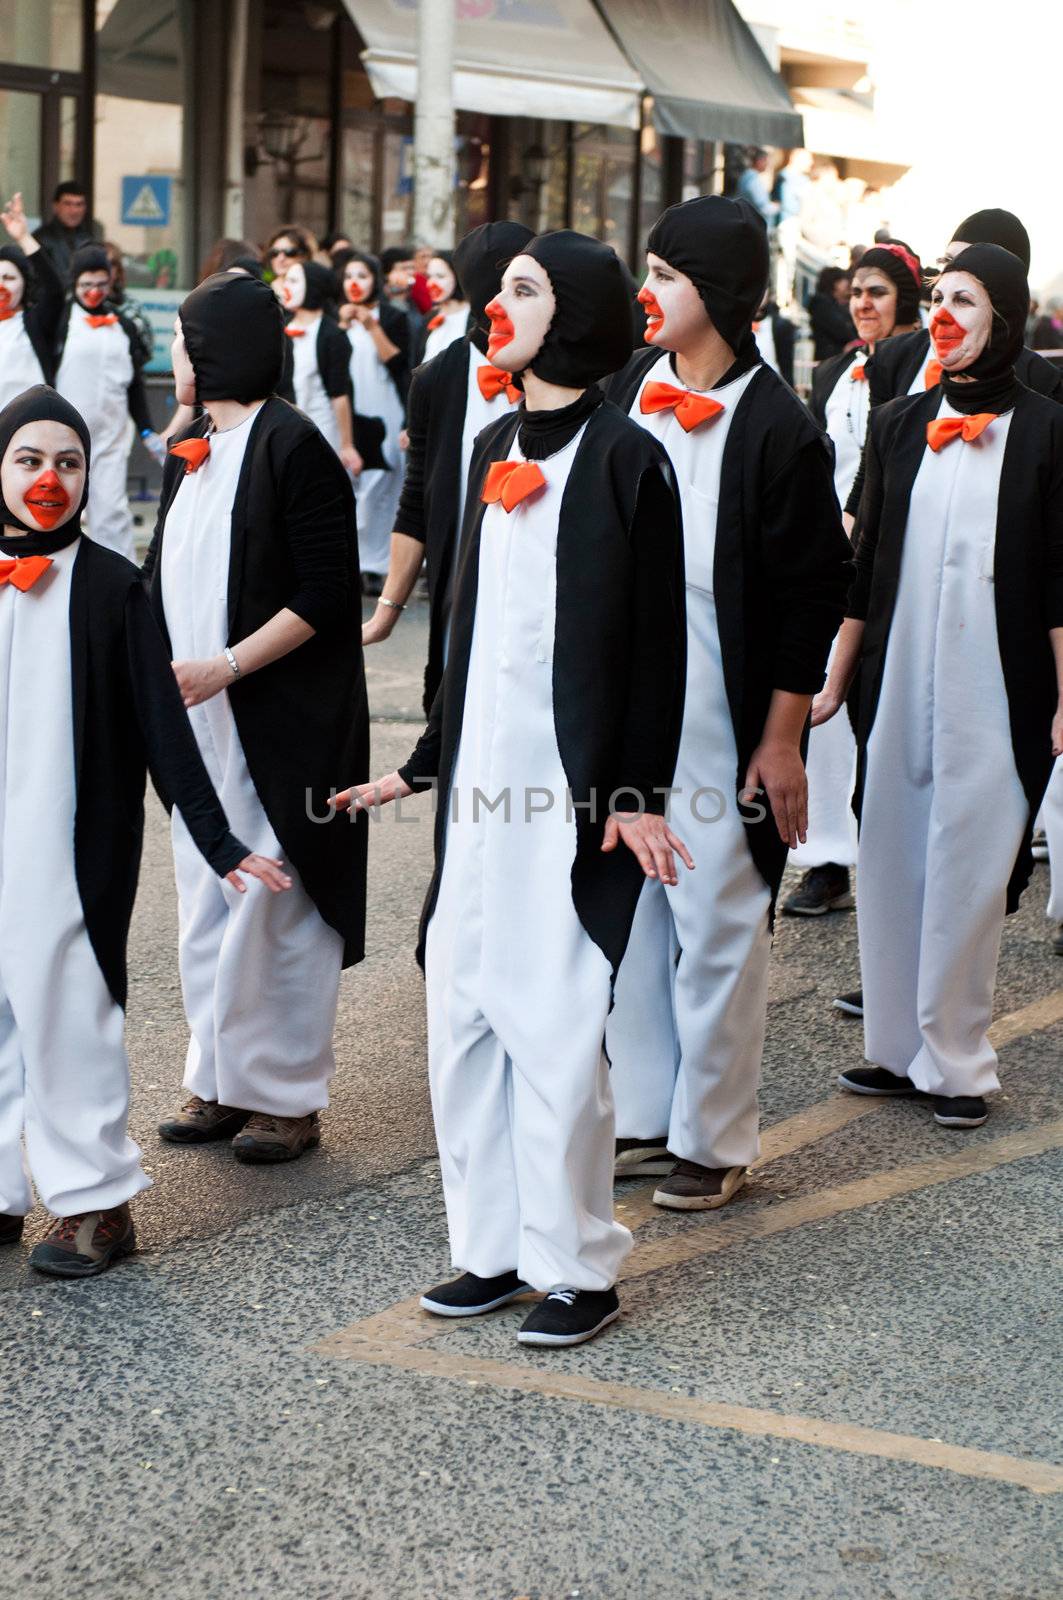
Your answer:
[784,241,924,921]
[417,248,471,365]
[0,191,65,405]
[364,221,533,713]
[0,385,288,1278]
[335,230,688,1347]
[146,272,370,1164]
[54,245,165,561]
[278,258,363,476]
[816,245,1063,1129]
[603,195,853,1209]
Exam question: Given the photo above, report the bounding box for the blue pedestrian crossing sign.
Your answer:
[121,175,172,227]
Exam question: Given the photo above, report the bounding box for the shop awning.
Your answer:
[593,0,802,147]
[342,0,643,129]
[96,0,181,104]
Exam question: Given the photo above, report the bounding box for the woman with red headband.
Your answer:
[784,241,924,920]
[814,244,1063,1130]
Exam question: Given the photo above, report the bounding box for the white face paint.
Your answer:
[281,263,306,311]
[0,258,25,314]
[484,254,556,374]
[929,270,993,372]
[426,256,457,305]
[1,420,85,534]
[638,253,711,351]
[343,258,376,306]
[171,317,197,406]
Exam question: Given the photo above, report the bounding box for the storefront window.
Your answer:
[504,119,568,236]
[0,90,42,218]
[571,124,635,256]
[0,0,82,74]
[380,128,414,249]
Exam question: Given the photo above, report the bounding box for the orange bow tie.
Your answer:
[0,308,18,323]
[86,313,118,328]
[481,459,546,513]
[427,313,445,331]
[850,364,866,382]
[0,555,53,592]
[169,437,212,474]
[477,364,521,405]
[926,413,998,452]
[924,359,943,390]
[640,382,725,433]
[284,325,306,338]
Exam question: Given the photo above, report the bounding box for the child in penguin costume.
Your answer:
[367,221,534,713]
[146,272,370,1165]
[336,231,688,1347]
[604,195,853,1209]
[0,191,65,405]
[0,386,288,1277]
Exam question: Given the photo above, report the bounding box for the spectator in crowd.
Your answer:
[1031,296,1063,350]
[753,294,797,387]
[801,163,845,255]
[773,148,811,305]
[263,225,317,297]
[736,148,778,228]
[103,241,154,367]
[807,266,857,360]
[31,180,101,279]
[198,238,259,280]
[321,230,353,261]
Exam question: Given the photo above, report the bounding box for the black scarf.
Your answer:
[518,385,603,460]
[0,384,90,550]
[454,221,534,354]
[179,272,285,403]
[939,243,1027,414]
[522,232,635,389]
[647,195,769,360]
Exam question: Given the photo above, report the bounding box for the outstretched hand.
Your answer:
[330,770,413,812]
[1,192,30,246]
[226,854,293,894]
[601,810,694,886]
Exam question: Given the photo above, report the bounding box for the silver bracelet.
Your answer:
[223,646,241,678]
[377,597,405,612]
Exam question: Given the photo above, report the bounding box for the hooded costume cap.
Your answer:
[70,243,111,283]
[0,384,91,545]
[298,260,337,312]
[941,243,1028,383]
[951,208,1031,272]
[647,195,769,357]
[518,230,635,388]
[453,221,534,349]
[856,241,923,326]
[179,271,286,404]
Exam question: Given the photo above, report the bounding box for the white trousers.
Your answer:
[791,639,857,871]
[1040,757,1063,920]
[0,920,149,1218]
[85,425,136,563]
[607,585,772,1168]
[355,464,404,577]
[173,806,344,1119]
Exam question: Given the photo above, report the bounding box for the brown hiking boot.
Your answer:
[0,1214,25,1246]
[28,1203,136,1278]
[653,1161,747,1212]
[231,1111,321,1164]
[158,1095,252,1145]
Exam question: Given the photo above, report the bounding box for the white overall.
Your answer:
[0,312,46,411]
[290,321,341,453]
[858,404,1027,1098]
[753,319,777,376]
[424,425,631,1292]
[423,305,468,364]
[56,307,136,562]
[606,357,772,1167]
[1040,758,1063,920]
[347,314,405,577]
[791,360,864,871]
[908,344,938,395]
[0,540,150,1217]
[161,410,344,1117]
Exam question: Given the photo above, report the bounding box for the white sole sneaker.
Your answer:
[933,1110,989,1128]
[614,1146,671,1178]
[517,1306,621,1347]
[653,1166,747,1211]
[420,1284,531,1317]
[832,996,864,1017]
[785,892,855,917]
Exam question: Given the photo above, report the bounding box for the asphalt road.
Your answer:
[2,597,1061,1600]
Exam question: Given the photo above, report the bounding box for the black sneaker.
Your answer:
[420,1269,531,1317]
[832,988,864,1017]
[0,1214,24,1246]
[783,864,854,917]
[1031,829,1049,861]
[517,1287,620,1347]
[614,1136,671,1178]
[838,1066,924,1097]
[933,1096,989,1128]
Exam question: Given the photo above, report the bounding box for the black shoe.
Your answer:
[1053,925,1063,956]
[838,1066,923,1097]
[614,1136,671,1178]
[517,1287,620,1347]
[933,1095,989,1128]
[832,988,864,1017]
[1031,829,1049,861]
[0,1214,24,1246]
[420,1269,531,1318]
[783,865,854,917]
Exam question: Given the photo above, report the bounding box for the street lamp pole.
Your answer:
[413,0,456,247]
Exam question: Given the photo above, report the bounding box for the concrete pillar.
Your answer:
[412,0,455,247]
[224,0,250,241]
